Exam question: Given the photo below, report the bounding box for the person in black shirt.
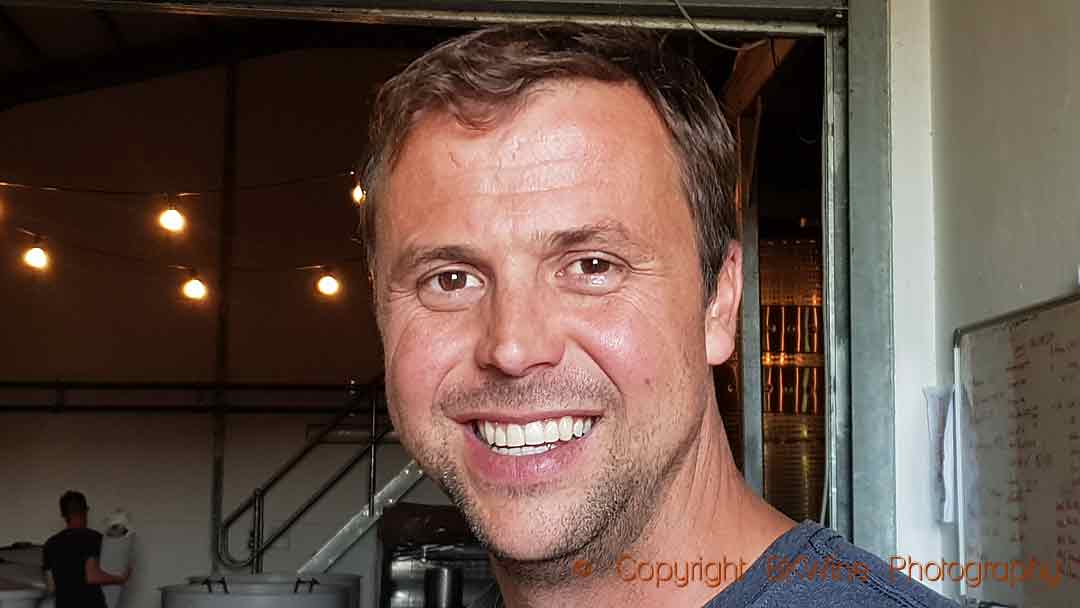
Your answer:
[42,491,130,608]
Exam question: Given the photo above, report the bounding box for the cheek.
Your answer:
[383,308,475,436]
[571,293,703,410]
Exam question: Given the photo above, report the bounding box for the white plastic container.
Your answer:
[100,509,134,608]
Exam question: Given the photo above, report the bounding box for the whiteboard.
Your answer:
[956,294,1080,607]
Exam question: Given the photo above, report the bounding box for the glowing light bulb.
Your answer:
[182,278,207,300]
[159,208,186,232]
[317,274,341,296]
[351,183,366,205]
[23,246,49,270]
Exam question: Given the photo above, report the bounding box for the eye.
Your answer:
[435,271,474,292]
[559,255,625,293]
[418,269,484,310]
[576,258,612,275]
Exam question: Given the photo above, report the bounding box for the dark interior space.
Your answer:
[0,6,827,607]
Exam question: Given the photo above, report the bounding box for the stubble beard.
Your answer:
[414,417,693,588]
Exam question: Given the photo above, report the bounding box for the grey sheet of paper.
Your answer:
[924,386,953,522]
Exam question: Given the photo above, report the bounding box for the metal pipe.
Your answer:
[0,1,833,36]
[251,488,264,573]
[739,109,764,495]
[209,61,238,573]
[822,25,852,540]
[369,388,378,518]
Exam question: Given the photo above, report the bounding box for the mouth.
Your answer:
[469,415,598,456]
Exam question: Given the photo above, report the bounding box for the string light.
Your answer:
[17,230,49,271]
[182,277,208,300]
[316,272,341,297]
[3,170,367,301]
[23,245,49,270]
[159,205,186,233]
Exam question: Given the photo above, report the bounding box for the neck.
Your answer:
[66,517,85,529]
[492,408,794,608]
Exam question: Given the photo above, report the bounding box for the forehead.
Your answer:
[377,79,685,252]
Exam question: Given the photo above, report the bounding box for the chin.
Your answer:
[464,493,597,563]
[485,533,568,563]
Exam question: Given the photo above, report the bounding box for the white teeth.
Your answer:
[524,421,545,446]
[506,424,525,447]
[544,420,560,443]
[558,416,574,441]
[493,444,554,456]
[477,416,597,454]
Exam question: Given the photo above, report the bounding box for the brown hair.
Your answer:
[59,490,88,520]
[359,22,738,304]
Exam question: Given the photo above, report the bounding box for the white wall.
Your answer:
[932,0,1080,363]
[888,0,1080,599]
[889,0,954,596]
[926,0,1080,588]
[0,412,449,608]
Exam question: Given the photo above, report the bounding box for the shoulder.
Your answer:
[765,523,959,608]
[81,528,104,550]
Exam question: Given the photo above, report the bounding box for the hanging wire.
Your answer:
[2,166,367,290]
[12,228,179,272]
[230,257,365,274]
[669,0,769,52]
[0,169,352,200]
[6,224,365,275]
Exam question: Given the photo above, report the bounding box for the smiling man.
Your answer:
[360,23,956,608]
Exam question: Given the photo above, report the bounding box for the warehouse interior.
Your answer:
[6,1,1080,607]
[0,5,831,606]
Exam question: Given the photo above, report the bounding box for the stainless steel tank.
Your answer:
[763,413,826,522]
[0,584,44,608]
[163,579,348,608]
[185,574,361,608]
[385,558,492,608]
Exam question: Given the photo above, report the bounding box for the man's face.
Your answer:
[375,80,735,567]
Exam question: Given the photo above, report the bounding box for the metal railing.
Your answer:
[216,380,390,572]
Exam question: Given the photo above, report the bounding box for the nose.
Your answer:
[475,280,565,377]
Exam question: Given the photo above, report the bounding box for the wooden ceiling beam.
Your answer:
[0,7,47,64]
[93,9,127,50]
[721,38,797,119]
[0,20,452,112]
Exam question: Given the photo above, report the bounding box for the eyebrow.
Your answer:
[390,218,651,280]
[391,244,486,280]
[542,219,640,252]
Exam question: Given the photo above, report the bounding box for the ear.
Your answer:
[705,241,743,365]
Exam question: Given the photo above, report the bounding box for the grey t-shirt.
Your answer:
[469,521,959,607]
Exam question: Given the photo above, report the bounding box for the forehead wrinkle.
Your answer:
[443,126,601,196]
